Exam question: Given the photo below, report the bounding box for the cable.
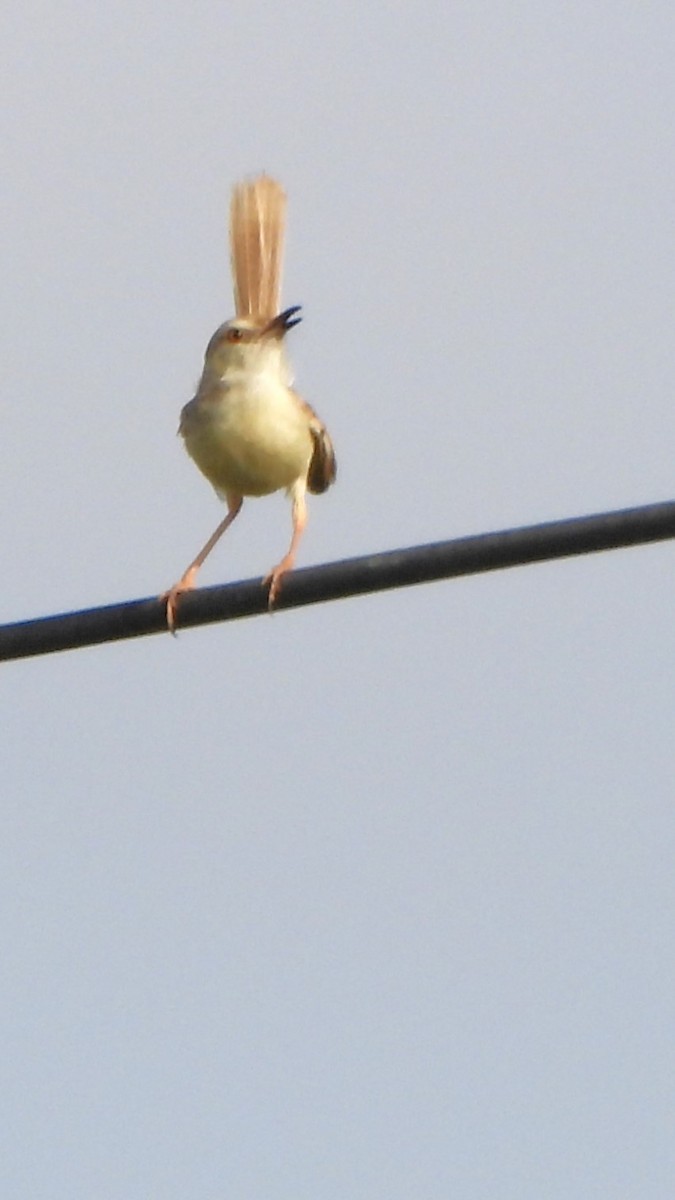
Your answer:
[1,498,674,663]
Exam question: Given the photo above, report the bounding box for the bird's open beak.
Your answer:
[262,305,303,337]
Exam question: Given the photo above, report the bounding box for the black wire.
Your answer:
[2,498,674,663]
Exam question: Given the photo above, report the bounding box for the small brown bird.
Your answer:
[164,176,336,631]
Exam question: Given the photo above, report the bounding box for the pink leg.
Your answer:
[264,489,307,608]
[163,496,243,632]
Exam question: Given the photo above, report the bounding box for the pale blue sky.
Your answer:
[2,3,675,1197]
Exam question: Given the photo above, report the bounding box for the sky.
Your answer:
[2,3,675,1197]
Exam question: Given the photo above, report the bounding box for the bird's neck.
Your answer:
[201,345,293,392]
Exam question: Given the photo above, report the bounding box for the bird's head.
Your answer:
[203,306,302,377]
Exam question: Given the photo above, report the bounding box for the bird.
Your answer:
[163,175,336,632]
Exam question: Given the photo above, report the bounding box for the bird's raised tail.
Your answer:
[230,175,287,321]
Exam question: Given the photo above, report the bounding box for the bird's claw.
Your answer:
[263,557,293,610]
[160,567,199,635]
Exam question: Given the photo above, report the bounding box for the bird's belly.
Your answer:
[181,385,312,498]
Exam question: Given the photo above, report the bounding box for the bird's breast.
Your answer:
[180,374,313,498]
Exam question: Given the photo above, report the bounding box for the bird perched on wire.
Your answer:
[163,175,336,631]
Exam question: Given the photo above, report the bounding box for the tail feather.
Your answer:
[230,175,287,320]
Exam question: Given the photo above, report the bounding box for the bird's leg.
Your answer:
[163,496,243,632]
[265,488,307,609]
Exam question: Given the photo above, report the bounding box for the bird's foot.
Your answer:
[161,566,199,634]
[263,555,295,610]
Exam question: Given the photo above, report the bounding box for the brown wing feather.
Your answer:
[230,176,287,320]
[307,420,337,495]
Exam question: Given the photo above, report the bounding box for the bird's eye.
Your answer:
[227,328,244,342]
